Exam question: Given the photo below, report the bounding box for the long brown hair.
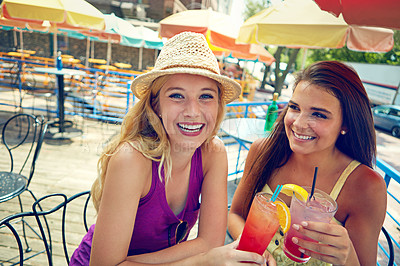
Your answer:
[243,61,376,213]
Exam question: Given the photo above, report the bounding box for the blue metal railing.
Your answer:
[377,158,400,266]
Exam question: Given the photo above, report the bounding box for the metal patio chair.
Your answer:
[0,113,48,258]
[0,191,91,265]
[380,226,394,266]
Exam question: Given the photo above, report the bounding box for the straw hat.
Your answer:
[131,31,241,103]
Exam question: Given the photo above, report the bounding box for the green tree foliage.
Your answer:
[243,0,272,19]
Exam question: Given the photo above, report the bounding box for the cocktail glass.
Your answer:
[283,187,338,263]
[237,192,281,255]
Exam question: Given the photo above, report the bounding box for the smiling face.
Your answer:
[158,73,220,153]
[284,81,344,156]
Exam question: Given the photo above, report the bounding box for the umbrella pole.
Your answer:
[19,30,24,58]
[392,81,400,105]
[13,30,18,48]
[106,37,111,66]
[91,40,94,59]
[53,33,58,62]
[86,37,90,68]
[139,46,143,70]
[252,61,256,74]
[301,48,308,69]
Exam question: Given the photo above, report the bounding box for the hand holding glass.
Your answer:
[237,192,281,255]
[283,187,338,263]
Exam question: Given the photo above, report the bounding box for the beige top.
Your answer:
[262,160,361,265]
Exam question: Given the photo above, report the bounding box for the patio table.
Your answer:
[7,51,31,58]
[221,118,267,144]
[17,49,36,55]
[113,62,132,69]
[88,58,107,64]
[220,118,268,178]
[34,67,87,134]
[95,64,117,71]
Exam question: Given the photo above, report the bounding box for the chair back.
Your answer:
[0,190,93,265]
[1,113,48,187]
[380,226,394,266]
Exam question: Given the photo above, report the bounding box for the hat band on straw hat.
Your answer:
[161,64,219,75]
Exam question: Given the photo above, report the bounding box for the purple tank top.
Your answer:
[70,148,203,265]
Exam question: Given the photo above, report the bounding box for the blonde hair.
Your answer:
[91,74,227,212]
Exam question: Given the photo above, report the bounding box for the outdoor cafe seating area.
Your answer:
[0,44,399,265]
[0,88,399,264]
[0,51,140,129]
[0,51,259,132]
[0,0,400,263]
[0,33,398,266]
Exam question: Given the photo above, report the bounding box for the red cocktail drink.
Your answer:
[237,193,281,255]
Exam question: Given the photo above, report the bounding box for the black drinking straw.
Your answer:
[309,167,318,201]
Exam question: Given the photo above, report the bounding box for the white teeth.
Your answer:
[294,132,315,140]
[178,123,203,132]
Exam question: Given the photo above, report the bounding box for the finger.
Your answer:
[298,222,349,248]
[235,250,266,265]
[228,239,242,250]
[300,221,342,237]
[293,235,347,265]
[291,222,350,265]
[297,246,337,264]
[262,250,276,266]
[265,255,276,266]
[293,236,336,256]
[293,226,346,249]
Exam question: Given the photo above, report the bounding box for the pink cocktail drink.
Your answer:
[283,187,337,263]
[237,193,281,255]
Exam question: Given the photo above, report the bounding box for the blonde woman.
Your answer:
[70,32,270,266]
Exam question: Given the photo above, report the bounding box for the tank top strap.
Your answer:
[330,160,361,200]
[261,183,273,194]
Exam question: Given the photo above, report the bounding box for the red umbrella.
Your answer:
[314,0,400,29]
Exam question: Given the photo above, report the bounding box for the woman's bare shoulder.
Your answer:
[113,141,146,159]
[343,163,387,214]
[350,164,386,194]
[105,141,152,198]
[201,136,228,171]
[108,141,152,175]
[201,136,227,156]
[251,138,266,150]
[246,138,268,160]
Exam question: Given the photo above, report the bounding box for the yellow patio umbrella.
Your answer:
[159,8,238,42]
[237,0,394,52]
[159,8,275,65]
[1,0,112,63]
[1,0,105,31]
